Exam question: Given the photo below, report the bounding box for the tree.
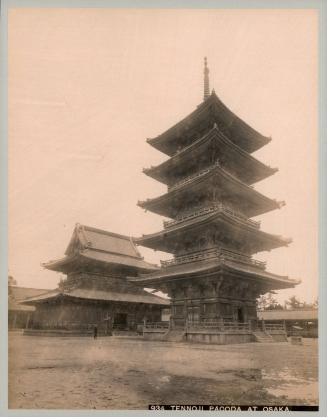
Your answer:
[8,275,17,286]
[8,275,17,297]
[257,295,268,311]
[285,295,303,309]
[266,302,284,310]
[257,293,283,310]
[58,276,66,291]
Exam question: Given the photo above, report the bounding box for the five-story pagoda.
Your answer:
[129,58,299,336]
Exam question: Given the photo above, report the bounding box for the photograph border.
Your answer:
[1,1,326,416]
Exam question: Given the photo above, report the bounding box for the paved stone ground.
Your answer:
[8,333,318,409]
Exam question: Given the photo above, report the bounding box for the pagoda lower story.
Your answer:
[129,248,297,343]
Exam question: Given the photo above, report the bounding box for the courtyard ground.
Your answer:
[8,333,318,409]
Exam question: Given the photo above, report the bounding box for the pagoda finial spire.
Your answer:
[203,57,210,100]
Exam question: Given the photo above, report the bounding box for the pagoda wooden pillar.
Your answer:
[214,276,224,320]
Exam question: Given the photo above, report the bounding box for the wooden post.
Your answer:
[12,313,17,329]
[25,313,30,329]
[262,320,266,332]
[220,317,224,332]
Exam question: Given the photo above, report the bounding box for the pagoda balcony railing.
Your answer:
[168,160,221,192]
[160,247,266,270]
[163,203,260,230]
[167,160,255,193]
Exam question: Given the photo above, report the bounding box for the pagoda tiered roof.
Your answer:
[147,91,271,156]
[43,224,157,274]
[138,162,283,219]
[144,126,277,186]
[128,251,299,291]
[135,60,297,296]
[135,206,291,255]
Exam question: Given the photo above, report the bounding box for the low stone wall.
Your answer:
[143,328,168,341]
[24,329,95,337]
[143,328,255,344]
[186,331,255,345]
[269,332,288,342]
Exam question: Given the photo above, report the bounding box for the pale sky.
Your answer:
[9,8,318,304]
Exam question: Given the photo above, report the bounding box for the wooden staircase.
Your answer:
[253,330,274,343]
[164,329,186,342]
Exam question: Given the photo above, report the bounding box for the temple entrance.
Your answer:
[113,313,128,330]
[237,307,244,323]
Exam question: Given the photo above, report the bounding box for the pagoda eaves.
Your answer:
[135,209,291,255]
[147,92,271,156]
[144,126,277,186]
[128,256,299,292]
[138,163,283,219]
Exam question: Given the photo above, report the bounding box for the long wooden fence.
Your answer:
[143,319,286,334]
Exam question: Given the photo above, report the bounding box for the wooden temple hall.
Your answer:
[22,224,169,334]
[128,58,299,344]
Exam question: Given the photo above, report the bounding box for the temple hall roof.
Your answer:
[21,287,169,306]
[257,309,318,321]
[43,224,158,274]
[147,91,271,156]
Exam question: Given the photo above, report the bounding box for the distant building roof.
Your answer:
[258,309,318,321]
[9,286,51,312]
[43,224,158,273]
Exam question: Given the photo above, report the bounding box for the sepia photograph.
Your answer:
[7,6,320,412]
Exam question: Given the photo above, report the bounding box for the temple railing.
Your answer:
[143,321,170,330]
[263,323,286,334]
[31,321,96,331]
[264,323,285,331]
[141,320,286,335]
[163,203,260,230]
[168,160,221,192]
[160,247,266,270]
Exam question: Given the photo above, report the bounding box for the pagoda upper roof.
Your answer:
[138,163,283,219]
[128,257,300,291]
[43,224,157,274]
[147,92,271,156]
[21,287,169,306]
[144,127,277,186]
[135,209,291,255]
